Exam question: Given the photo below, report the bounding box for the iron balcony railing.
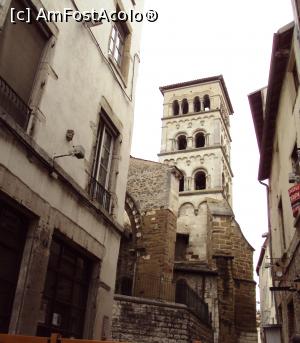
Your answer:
[0,75,32,129]
[89,177,111,212]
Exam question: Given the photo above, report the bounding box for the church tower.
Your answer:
[158,75,234,263]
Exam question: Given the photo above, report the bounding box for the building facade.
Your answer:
[256,236,279,342]
[112,77,257,343]
[0,0,143,339]
[158,76,257,343]
[249,18,300,343]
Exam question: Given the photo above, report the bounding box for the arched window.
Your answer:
[182,98,189,114]
[195,132,205,148]
[173,100,179,116]
[179,177,184,192]
[203,95,210,111]
[195,171,206,190]
[177,135,187,150]
[193,96,201,112]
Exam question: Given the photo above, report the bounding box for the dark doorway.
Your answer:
[0,201,28,333]
[37,236,92,338]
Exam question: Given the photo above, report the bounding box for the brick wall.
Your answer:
[112,295,213,343]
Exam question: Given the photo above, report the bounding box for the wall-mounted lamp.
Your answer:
[53,145,85,161]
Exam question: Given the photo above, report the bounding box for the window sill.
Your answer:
[108,55,128,89]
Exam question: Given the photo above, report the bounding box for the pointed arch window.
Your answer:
[203,95,210,111]
[177,135,187,150]
[173,100,179,116]
[193,96,201,112]
[182,98,189,114]
[195,171,206,190]
[195,132,205,148]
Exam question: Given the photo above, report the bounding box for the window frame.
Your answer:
[108,6,130,79]
[109,22,126,69]
[90,110,119,212]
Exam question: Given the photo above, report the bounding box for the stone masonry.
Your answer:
[112,295,213,343]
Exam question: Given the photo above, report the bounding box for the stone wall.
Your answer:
[127,157,180,213]
[112,295,213,343]
[208,201,258,343]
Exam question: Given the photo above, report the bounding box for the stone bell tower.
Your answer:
[158,75,234,263]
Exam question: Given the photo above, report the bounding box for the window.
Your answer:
[108,8,129,72]
[37,236,92,338]
[0,0,51,129]
[203,95,211,111]
[181,98,189,114]
[0,201,28,333]
[179,176,184,192]
[177,135,187,150]
[175,234,189,260]
[172,100,179,116]
[195,171,206,190]
[278,199,286,251]
[195,132,205,148]
[193,96,201,112]
[90,110,118,211]
[292,62,299,92]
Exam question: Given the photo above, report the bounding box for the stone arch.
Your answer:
[203,94,211,111]
[181,98,189,114]
[178,202,195,217]
[194,131,206,148]
[192,168,208,190]
[115,193,142,296]
[177,134,187,150]
[193,96,201,112]
[172,100,179,116]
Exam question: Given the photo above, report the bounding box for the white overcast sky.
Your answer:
[130,0,294,278]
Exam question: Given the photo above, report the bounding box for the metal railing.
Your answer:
[89,177,111,212]
[118,273,210,325]
[175,280,210,325]
[0,75,31,129]
[133,274,175,302]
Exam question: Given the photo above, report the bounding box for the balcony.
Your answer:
[0,76,31,129]
[89,177,111,212]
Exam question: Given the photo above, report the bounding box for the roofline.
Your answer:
[258,22,294,180]
[256,237,268,275]
[159,75,234,114]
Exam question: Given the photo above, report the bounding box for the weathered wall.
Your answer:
[134,208,177,288]
[0,0,144,337]
[112,295,213,343]
[208,203,258,343]
[127,157,180,214]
